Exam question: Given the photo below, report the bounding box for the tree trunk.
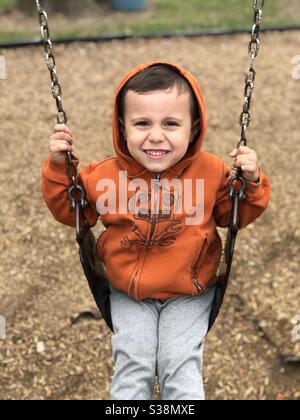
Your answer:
[18,0,105,16]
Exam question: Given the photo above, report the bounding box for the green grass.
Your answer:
[0,0,299,43]
[0,0,17,6]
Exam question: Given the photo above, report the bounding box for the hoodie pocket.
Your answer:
[191,233,209,295]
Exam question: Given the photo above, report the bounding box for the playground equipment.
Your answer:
[35,0,265,332]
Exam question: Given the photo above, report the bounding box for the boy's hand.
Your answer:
[230,146,260,183]
[49,124,74,164]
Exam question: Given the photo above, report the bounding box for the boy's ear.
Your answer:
[190,118,201,143]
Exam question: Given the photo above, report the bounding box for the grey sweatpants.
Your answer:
[109,283,216,400]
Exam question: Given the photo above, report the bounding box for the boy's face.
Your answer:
[122,86,197,174]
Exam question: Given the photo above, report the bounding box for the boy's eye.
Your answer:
[135,121,149,126]
[164,121,179,127]
[134,121,179,127]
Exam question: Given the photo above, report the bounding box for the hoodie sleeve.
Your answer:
[41,155,99,228]
[213,161,271,229]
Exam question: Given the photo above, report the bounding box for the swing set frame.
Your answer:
[35,0,265,332]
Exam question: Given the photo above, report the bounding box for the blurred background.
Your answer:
[0,0,300,42]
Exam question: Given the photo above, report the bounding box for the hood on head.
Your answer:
[112,61,208,177]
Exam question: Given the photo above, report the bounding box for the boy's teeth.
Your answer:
[145,150,168,156]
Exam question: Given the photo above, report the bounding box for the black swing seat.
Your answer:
[208,273,229,331]
[77,224,114,332]
[76,219,234,334]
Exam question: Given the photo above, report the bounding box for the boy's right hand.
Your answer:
[49,124,74,164]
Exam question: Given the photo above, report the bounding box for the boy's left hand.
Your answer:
[230,146,260,183]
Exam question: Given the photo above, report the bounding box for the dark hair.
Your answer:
[118,64,201,131]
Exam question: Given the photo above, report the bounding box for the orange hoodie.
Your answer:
[41,61,271,301]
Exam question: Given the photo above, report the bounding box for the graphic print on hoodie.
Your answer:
[120,182,183,249]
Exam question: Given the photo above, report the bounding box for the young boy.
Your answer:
[41,62,271,400]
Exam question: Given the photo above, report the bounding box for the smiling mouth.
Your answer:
[143,150,170,157]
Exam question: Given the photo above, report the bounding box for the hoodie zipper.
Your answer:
[147,172,161,247]
[129,172,161,299]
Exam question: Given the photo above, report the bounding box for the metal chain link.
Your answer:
[35,0,88,235]
[36,0,67,125]
[229,0,265,200]
[218,0,265,278]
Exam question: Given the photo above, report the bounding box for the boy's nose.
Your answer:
[148,131,166,142]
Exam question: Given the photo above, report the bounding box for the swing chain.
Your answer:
[240,0,265,146]
[219,0,265,277]
[229,0,265,205]
[249,0,264,60]
[36,0,89,235]
[36,0,67,126]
